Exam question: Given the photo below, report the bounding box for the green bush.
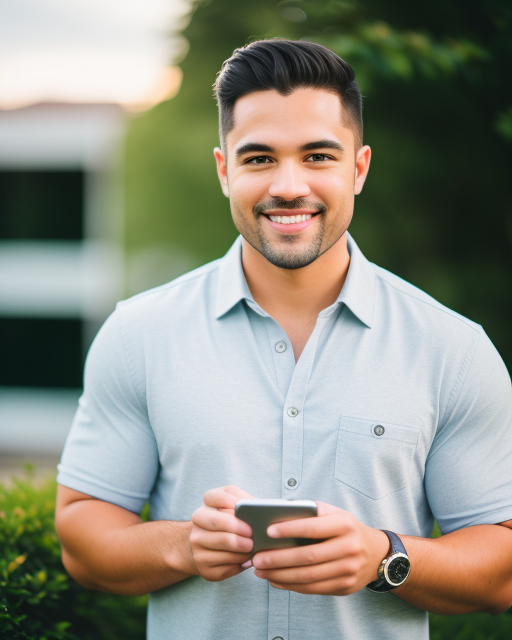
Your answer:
[430,613,512,640]
[0,467,147,640]
[1,467,510,639]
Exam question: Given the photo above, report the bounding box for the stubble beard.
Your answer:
[256,215,326,269]
[232,198,350,270]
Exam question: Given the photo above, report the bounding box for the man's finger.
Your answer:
[223,485,254,499]
[268,574,352,596]
[193,543,253,567]
[255,557,351,585]
[193,530,253,555]
[267,512,352,540]
[315,500,345,517]
[192,505,252,537]
[203,485,253,509]
[253,536,342,570]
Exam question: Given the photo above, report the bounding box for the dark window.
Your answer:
[0,170,84,240]
[0,317,83,388]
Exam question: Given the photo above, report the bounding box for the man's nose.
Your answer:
[268,162,311,200]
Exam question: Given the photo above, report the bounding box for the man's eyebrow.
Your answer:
[299,139,344,152]
[234,139,345,159]
[235,142,274,158]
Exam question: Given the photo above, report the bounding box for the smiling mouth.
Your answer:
[268,213,313,224]
[262,211,321,225]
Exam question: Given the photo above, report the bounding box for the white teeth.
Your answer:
[268,214,313,224]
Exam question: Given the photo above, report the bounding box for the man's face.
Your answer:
[214,87,370,270]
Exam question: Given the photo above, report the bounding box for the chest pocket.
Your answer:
[334,415,420,500]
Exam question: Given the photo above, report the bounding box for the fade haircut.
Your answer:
[213,39,363,152]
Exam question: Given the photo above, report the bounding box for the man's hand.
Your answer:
[252,501,389,595]
[190,485,254,582]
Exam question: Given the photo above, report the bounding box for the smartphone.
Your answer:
[235,498,319,555]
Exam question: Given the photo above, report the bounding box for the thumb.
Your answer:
[315,500,344,517]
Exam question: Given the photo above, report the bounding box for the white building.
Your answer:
[0,103,125,455]
[0,0,186,460]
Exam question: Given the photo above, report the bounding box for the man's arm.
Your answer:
[249,501,512,615]
[55,485,198,596]
[395,519,512,614]
[55,484,256,595]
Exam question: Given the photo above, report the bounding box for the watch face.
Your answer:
[387,556,410,585]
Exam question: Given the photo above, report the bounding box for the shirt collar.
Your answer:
[215,232,375,328]
[337,232,375,328]
[215,236,253,319]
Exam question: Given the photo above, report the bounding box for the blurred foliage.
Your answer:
[124,0,512,371]
[298,0,489,88]
[430,521,442,538]
[0,468,147,640]
[496,105,512,141]
[430,612,512,639]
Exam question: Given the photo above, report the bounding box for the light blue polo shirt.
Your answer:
[57,232,512,640]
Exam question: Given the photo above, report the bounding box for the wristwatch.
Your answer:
[366,530,410,593]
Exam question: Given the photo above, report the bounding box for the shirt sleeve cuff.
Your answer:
[56,464,148,514]
[439,506,512,534]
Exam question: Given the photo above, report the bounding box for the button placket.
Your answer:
[281,315,329,494]
[268,584,289,640]
[282,398,303,491]
[267,322,295,397]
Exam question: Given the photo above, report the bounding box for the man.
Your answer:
[55,40,512,639]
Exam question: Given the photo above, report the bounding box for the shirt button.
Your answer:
[287,478,297,487]
[374,425,385,436]
[272,637,284,640]
[275,340,287,353]
[287,406,299,418]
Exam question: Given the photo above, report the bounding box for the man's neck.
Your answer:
[241,234,350,327]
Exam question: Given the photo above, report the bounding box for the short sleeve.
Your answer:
[425,329,512,534]
[57,308,159,514]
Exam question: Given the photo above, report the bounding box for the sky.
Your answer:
[0,0,191,109]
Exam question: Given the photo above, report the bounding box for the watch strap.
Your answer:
[381,529,406,556]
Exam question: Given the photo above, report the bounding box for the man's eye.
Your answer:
[246,156,272,164]
[306,154,331,162]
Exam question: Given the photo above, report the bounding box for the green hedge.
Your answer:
[0,466,147,640]
[1,466,511,639]
[430,613,512,640]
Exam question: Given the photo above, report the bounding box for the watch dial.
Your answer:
[388,557,410,584]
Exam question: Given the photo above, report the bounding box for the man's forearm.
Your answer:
[395,524,512,615]
[57,497,198,596]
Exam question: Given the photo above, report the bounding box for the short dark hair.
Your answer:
[213,39,363,151]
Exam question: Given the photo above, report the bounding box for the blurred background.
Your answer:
[1,1,511,636]
[1,0,511,471]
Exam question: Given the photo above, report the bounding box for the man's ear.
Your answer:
[214,147,229,198]
[354,145,371,195]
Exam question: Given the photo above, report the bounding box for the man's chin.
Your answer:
[238,227,325,269]
[258,246,322,270]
